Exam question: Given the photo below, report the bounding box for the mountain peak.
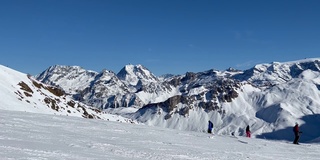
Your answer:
[226,67,241,72]
[117,64,158,86]
[46,65,83,73]
[36,65,98,94]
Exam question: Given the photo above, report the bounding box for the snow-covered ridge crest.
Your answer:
[234,58,320,87]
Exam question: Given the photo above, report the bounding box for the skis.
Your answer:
[238,140,248,144]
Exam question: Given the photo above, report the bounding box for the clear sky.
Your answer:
[0,0,319,76]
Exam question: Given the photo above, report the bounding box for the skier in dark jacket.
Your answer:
[208,120,213,134]
[246,125,251,138]
[293,122,301,144]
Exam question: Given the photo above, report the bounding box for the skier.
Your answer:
[208,120,213,134]
[246,125,251,138]
[293,122,302,144]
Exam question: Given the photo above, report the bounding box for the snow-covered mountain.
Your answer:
[37,64,177,109]
[0,65,135,123]
[117,64,178,104]
[36,65,98,94]
[117,64,159,88]
[234,58,320,86]
[133,59,320,143]
[2,58,320,143]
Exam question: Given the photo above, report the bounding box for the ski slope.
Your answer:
[0,110,319,160]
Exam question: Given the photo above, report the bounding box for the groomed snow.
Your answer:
[0,109,319,160]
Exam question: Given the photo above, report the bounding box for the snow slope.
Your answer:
[0,109,319,160]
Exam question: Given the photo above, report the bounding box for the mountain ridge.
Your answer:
[1,58,320,142]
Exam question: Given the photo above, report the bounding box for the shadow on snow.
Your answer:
[256,114,320,143]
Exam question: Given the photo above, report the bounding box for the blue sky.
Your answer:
[0,0,319,76]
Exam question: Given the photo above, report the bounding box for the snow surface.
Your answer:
[0,109,319,160]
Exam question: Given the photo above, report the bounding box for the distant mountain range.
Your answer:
[1,58,320,143]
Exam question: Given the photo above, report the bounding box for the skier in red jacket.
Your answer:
[246,125,251,138]
[293,122,301,144]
